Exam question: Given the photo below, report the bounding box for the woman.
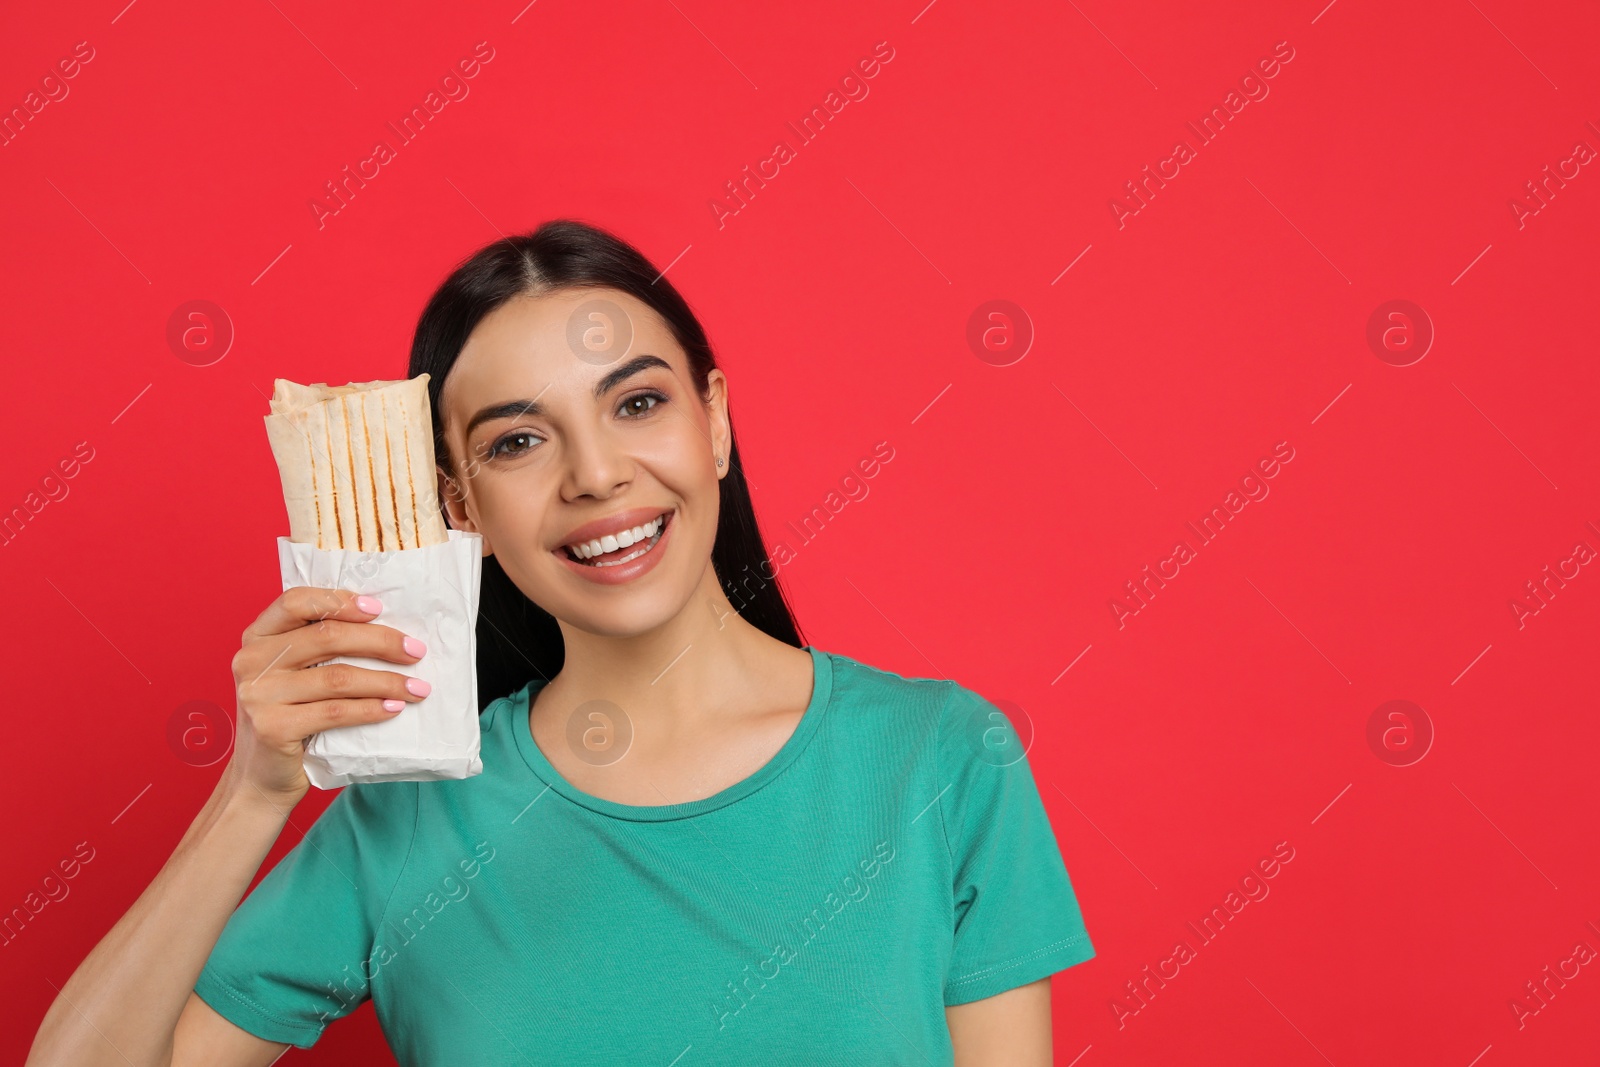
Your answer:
[28,220,1094,1066]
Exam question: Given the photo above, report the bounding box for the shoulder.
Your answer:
[818,649,997,755]
[323,684,531,817]
[478,679,538,732]
[933,682,1023,770]
[467,678,541,772]
[313,777,421,856]
[820,648,951,725]
[232,779,420,927]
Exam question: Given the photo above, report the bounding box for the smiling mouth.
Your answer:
[560,511,673,567]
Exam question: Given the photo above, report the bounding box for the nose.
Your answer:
[559,420,633,501]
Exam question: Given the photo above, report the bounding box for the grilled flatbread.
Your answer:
[264,374,448,550]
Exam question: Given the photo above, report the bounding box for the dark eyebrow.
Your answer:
[463,354,673,437]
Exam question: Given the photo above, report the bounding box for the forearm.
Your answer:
[26,770,300,1067]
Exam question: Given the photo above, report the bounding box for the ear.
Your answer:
[705,369,732,480]
[438,465,494,557]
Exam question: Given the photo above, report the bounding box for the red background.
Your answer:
[4,0,1598,1062]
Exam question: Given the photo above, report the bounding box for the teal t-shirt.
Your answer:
[194,645,1095,1065]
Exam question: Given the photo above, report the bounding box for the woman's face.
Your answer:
[435,286,730,637]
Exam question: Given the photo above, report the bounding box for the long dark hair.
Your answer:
[408,219,804,708]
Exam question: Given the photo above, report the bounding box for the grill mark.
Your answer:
[323,408,344,549]
[398,391,416,550]
[359,395,384,552]
[305,428,323,547]
[341,395,366,551]
[384,392,403,552]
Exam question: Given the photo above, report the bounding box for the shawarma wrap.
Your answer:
[263,375,448,550]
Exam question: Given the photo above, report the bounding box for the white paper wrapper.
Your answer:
[276,529,485,788]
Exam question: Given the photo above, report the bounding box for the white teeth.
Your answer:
[566,513,668,561]
[591,542,652,567]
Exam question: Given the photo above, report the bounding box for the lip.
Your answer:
[553,508,675,585]
[555,506,674,553]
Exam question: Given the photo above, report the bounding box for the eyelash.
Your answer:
[486,389,668,459]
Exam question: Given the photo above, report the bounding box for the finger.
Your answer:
[276,662,431,707]
[245,587,384,641]
[250,619,425,674]
[277,697,413,743]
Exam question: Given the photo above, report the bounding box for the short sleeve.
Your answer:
[936,683,1095,1005]
[193,780,420,1048]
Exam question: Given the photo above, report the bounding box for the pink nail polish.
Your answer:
[356,595,383,615]
[405,677,432,698]
[403,636,427,658]
[383,699,405,712]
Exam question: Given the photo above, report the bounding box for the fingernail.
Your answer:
[356,595,383,615]
[383,699,405,713]
[403,636,427,658]
[405,677,432,698]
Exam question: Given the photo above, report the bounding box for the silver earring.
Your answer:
[716,456,724,467]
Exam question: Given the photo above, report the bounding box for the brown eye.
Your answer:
[489,431,540,458]
[618,390,666,418]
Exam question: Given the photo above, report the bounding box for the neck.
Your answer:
[544,566,784,728]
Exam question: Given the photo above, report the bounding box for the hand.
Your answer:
[225,587,428,808]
